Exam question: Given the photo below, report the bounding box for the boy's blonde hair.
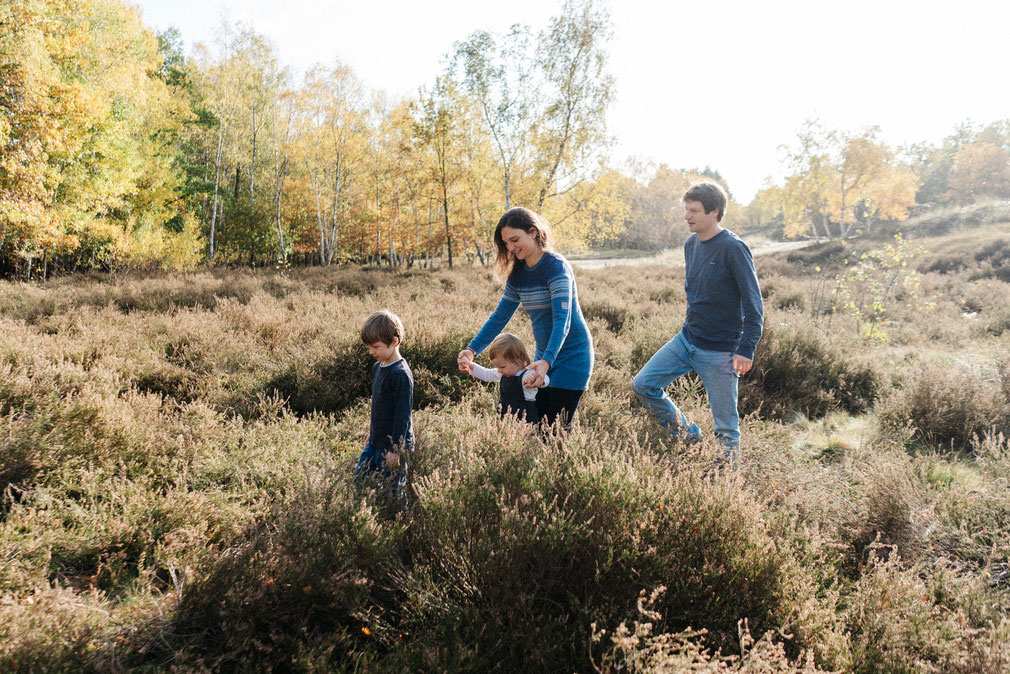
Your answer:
[487,332,531,367]
[360,310,404,346]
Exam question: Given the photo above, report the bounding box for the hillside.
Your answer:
[2,215,1010,670]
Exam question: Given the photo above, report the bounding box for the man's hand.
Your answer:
[525,359,550,387]
[733,354,753,376]
[384,450,400,468]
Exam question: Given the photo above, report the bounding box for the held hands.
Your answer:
[524,359,550,388]
[733,354,753,376]
[457,348,475,374]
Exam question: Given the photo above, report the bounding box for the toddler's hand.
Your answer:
[457,348,474,373]
[384,450,399,468]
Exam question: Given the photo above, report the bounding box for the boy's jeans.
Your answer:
[354,442,407,499]
[632,332,740,452]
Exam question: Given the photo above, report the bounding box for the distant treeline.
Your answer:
[2,0,1008,278]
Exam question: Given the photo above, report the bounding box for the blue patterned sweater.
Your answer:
[468,251,594,391]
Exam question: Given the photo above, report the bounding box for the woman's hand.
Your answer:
[525,359,550,387]
[457,348,475,373]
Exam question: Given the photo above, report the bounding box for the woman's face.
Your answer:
[500,226,541,262]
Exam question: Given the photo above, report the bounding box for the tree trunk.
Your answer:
[210,120,226,262]
[274,157,288,262]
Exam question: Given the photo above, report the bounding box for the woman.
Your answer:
[458,207,593,429]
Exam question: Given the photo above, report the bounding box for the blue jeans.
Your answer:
[354,442,407,500]
[632,332,740,451]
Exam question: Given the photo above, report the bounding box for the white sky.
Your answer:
[132,0,1010,202]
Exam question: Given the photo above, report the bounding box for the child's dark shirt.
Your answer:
[368,359,414,454]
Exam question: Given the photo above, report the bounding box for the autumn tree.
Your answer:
[295,62,366,265]
[529,0,614,211]
[776,120,918,240]
[946,142,1010,204]
[557,168,632,250]
[779,120,835,240]
[414,78,475,268]
[452,0,613,216]
[0,0,198,277]
[453,26,537,211]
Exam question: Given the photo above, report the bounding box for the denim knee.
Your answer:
[631,374,658,400]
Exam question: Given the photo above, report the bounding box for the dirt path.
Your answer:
[571,239,814,270]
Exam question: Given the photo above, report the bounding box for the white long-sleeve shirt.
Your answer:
[468,364,549,401]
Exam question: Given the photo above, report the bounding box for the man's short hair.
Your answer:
[684,181,728,222]
[361,310,404,346]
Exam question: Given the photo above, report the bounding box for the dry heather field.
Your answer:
[3,205,1010,672]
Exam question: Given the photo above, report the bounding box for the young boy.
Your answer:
[355,310,413,495]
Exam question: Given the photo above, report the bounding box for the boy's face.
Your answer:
[367,338,399,365]
[490,355,522,378]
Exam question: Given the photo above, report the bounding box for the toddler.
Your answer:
[461,332,548,424]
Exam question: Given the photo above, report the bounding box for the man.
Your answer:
[631,181,763,463]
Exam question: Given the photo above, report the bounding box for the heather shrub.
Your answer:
[264,341,373,417]
[783,241,847,272]
[921,252,972,275]
[3,251,1010,670]
[739,326,877,421]
[582,300,632,333]
[761,275,808,310]
[839,453,928,568]
[592,588,824,673]
[0,586,110,672]
[396,413,795,670]
[877,363,1010,450]
[845,551,1010,673]
[156,467,406,671]
[906,200,1010,237]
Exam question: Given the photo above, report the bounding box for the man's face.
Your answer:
[684,200,720,236]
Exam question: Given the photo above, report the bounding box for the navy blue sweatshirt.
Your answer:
[682,229,764,359]
[368,359,414,453]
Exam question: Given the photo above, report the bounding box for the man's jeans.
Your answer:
[632,332,740,451]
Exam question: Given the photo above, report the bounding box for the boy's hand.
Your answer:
[457,348,475,373]
[384,450,400,468]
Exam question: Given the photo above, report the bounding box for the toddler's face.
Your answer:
[490,355,522,378]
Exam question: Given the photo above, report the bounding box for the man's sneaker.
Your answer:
[677,422,702,445]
